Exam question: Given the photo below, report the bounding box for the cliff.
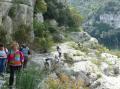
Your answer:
[0,0,36,43]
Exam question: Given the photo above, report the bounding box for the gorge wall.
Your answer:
[69,0,120,49]
[0,0,35,43]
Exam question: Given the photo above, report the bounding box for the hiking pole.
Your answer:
[4,60,8,74]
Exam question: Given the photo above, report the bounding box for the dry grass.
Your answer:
[46,73,89,89]
[109,50,120,58]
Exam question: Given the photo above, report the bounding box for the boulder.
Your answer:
[75,71,91,86]
[72,61,99,73]
[70,32,91,43]
[49,19,58,26]
[35,13,44,23]
[53,33,65,42]
[101,53,120,65]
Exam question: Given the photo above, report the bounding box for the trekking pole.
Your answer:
[4,60,8,74]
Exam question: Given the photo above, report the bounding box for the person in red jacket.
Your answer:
[7,42,24,88]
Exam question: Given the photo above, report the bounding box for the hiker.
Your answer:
[7,42,24,88]
[56,46,62,58]
[20,44,31,68]
[55,54,60,62]
[0,43,8,76]
[44,58,52,70]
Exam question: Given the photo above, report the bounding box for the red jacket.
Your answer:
[7,50,24,66]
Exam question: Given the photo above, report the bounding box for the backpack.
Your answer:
[8,50,24,66]
[20,47,30,56]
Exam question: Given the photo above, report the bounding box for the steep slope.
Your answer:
[69,0,111,19]
[69,0,120,49]
[84,1,120,49]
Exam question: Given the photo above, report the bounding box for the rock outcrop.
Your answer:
[31,32,120,89]
[83,1,120,48]
[0,0,36,43]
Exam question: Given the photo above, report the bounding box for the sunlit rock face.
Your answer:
[0,0,36,43]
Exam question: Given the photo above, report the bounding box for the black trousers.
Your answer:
[23,56,29,68]
[9,66,21,86]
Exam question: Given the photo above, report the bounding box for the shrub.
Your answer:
[46,73,89,89]
[68,7,83,27]
[33,21,55,52]
[70,43,89,54]
[16,71,37,89]
[93,44,109,53]
[35,0,47,13]
[44,0,83,28]
[34,21,47,38]
[52,33,65,43]
[0,26,7,44]
[109,50,120,58]
[91,58,106,66]
[12,24,32,44]
[64,53,74,64]
[66,27,82,32]
[8,5,17,18]
[33,37,54,53]
[16,65,46,89]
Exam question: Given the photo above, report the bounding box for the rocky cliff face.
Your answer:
[69,0,111,19]
[0,0,36,43]
[83,1,120,49]
[69,0,120,49]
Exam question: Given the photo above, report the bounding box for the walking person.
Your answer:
[7,42,24,88]
[20,44,31,68]
[56,46,62,58]
[0,43,8,76]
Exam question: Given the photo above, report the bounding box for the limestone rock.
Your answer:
[70,32,91,43]
[0,0,36,43]
[53,33,65,42]
[49,19,58,26]
[35,13,44,23]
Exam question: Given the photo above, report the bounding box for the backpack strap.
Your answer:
[4,48,8,55]
[19,51,24,63]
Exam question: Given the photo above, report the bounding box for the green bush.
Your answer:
[33,21,55,52]
[64,53,74,64]
[91,44,109,53]
[109,50,120,58]
[12,25,32,44]
[66,27,83,32]
[16,71,37,89]
[46,73,89,89]
[44,0,83,27]
[0,26,7,44]
[34,21,47,38]
[8,5,17,18]
[34,37,54,53]
[35,0,47,13]
[16,65,46,89]
[68,7,83,27]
